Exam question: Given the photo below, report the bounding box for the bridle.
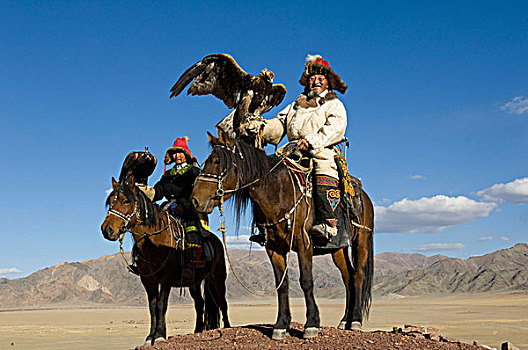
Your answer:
[106,190,140,235]
[195,143,285,203]
[194,144,242,200]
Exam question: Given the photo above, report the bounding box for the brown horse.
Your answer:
[191,132,374,340]
[101,174,231,345]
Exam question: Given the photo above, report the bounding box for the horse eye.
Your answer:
[122,199,131,204]
[214,159,221,165]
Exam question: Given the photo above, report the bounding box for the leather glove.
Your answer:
[243,117,266,136]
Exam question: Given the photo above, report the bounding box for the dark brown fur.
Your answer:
[191,133,374,336]
[101,175,231,345]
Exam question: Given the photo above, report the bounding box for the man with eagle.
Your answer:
[169,53,352,244]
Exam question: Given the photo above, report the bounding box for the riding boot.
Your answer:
[248,226,266,246]
[311,175,341,240]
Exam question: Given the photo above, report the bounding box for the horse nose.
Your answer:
[104,225,114,238]
[191,197,200,210]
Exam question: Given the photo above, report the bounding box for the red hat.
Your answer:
[164,137,197,165]
[299,54,347,94]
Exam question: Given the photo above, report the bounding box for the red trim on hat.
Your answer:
[314,58,329,67]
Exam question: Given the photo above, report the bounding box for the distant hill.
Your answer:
[1,243,526,309]
[373,243,528,296]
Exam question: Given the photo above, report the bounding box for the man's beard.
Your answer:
[308,89,321,98]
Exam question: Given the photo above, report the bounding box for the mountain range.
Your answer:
[1,243,526,309]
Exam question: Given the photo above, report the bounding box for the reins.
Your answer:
[107,187,178,276]
[203,142,305,297]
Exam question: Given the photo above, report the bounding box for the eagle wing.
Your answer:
[170,54,253,109]
[257,83,287,115]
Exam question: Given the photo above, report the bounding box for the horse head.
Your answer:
[191,131,240,214]
[101,174,140,241]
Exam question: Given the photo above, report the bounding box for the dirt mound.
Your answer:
[136,323,487,350]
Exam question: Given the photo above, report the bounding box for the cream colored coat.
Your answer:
[262,90,347,178]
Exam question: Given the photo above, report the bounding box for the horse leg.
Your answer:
[331,247,353,329]
[189,283,205,333]
[141,278,159,346]
[296,246,320,339]
[267,248,290,340]
[349,232,373,330]
[209,257,231,328]
[153,283,171,343]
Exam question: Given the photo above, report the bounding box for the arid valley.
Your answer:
[1,293,527,349]
[1,244,527,349]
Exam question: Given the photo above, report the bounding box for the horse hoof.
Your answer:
[337,321,347,330]
[272,328,286,340]
[143,339,152,346]
[303,327,319,339]
[351,321,362,330]
[153,336,165,344]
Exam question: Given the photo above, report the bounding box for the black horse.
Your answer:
[191,132,374,340]
[101,174,231,345]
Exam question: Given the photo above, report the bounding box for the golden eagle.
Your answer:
[169,53,287,136]
[118,148,157,186]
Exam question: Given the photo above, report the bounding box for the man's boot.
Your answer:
[312,175,341,240]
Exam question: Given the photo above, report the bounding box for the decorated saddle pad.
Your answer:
[334,155,363,220]
[185,243,206,268]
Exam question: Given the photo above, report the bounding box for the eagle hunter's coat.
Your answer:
[169,54,287,135]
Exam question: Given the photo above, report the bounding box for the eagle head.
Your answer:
[259,69,275,83]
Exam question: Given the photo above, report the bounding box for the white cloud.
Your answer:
[501,96,528,115]
[414,243,465,252]
[478,236,493,241]
[224,235,264,250]
[0,268,22,278]
[410,175,426,180]
[477,177,528,204]
[500,236,509,241]
[375,195,497,233]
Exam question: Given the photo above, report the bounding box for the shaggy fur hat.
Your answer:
[299,54,347,94]
[164,137,197,165]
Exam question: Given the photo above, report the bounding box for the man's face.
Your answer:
[172,151,187,164]
[309,74,328,95]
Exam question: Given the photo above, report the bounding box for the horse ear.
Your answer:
[112,177,119,189]
[207,131,219,145]
[126,174,136,191]
[220,130,235,147]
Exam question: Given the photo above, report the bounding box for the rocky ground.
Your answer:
[136,323,498,350]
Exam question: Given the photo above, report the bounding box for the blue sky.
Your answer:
[1,1,527,278]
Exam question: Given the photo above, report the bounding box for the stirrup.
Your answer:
[249,233,266,246]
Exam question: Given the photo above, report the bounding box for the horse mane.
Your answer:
[105,182,159,227]
[209,138,282,226]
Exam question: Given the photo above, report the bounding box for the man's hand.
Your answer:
[297,138,310,151]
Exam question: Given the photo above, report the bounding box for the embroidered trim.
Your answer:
[335,156,356,197]
[316,176,339,187]
[169,163,192,176]
[326,189,341,211]
[326,218,338,227]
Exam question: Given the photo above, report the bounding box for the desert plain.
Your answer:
[1,292,527,350]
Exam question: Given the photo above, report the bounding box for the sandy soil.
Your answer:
[1,292,526,350]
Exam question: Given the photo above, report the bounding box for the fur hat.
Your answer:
[299,54,347,94]
[164,137,197,165]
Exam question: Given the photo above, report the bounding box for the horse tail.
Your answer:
[204,278,220,330]
[353,191,374,319]
[361,231,374,320]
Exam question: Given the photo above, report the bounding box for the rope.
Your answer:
[350,220,372,232]
[218,201,295,297]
